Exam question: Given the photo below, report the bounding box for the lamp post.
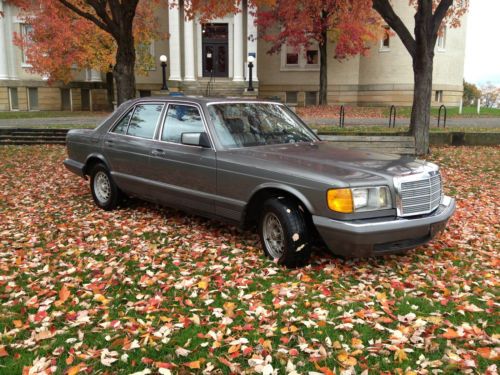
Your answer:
[247,55,255,92]
[160,55,168,91]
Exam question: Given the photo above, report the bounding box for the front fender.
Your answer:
[247,182,316,214]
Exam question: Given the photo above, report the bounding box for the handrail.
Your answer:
[205,70,215,97]
[389,105,396,128]
[339,105,345,128]
[438,105,447,128]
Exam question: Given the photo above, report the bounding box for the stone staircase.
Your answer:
[319,135,416,155]
[0,128,416,155]
[181,79,255,97]
[0,128,68,145]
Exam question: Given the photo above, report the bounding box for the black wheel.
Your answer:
[258,197,312,268]
[89,163,121,211]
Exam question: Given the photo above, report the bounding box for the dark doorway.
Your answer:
[81,89,91,111]
[202,23,228,77]
[61,89,71,111]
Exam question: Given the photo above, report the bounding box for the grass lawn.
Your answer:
[0,111,109,120]
[0,146,498,374]
[310,125,500,134]
[297,105,500,119]
[384,106,500,118]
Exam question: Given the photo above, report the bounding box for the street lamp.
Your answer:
[160,55,168,91]
[247,55,255,92]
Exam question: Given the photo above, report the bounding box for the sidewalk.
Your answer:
[0,116,106,128]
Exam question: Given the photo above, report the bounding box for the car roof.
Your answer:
[126,96,282,106]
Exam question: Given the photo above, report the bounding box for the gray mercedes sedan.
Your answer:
[64,97,455,267]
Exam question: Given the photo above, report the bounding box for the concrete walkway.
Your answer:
[0,116,107,128]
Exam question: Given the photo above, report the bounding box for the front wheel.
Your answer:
[258,197,312,268]
[89,163,121,210]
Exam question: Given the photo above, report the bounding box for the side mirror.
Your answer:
[181,132,211,148]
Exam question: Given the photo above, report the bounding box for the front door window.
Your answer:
[202,23,228,77]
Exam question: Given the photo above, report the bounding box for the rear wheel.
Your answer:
[89,163,121,210]
[258,197,312,268]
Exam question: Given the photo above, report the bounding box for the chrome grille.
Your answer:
[397,173,442,216]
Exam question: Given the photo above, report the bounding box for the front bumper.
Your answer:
[313,195,456,257]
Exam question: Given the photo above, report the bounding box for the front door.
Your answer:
[148,103,216,214]
[202,23,228,77]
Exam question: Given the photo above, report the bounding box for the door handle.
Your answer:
[104,140,114,147]
[151,149,166,156]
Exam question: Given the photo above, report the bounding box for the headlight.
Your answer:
[327,187,391,213]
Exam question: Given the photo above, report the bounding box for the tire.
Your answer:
[258,197,312,268]
[89,163,121,211]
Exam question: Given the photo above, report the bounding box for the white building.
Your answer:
[0,0,467,111]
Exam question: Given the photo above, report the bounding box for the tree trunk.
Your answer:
[409,1,435,156]
[105,70,115,110]
[319,30,328,105]
[410,51,433,155]
[113,37,136,105]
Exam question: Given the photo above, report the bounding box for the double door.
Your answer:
[202,23,228,77]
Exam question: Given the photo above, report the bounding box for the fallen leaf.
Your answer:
[0,346,8,357]
[184,360,201,369]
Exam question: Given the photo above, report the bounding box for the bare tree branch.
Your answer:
[57,0,112,34]
[372,0,416,58]
[432,0,453,37]
[86,0,116,30]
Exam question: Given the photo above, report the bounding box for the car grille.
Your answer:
[398,173,442,216]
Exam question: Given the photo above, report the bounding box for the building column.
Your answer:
[0,0,10,80]
[4,1,17,80]
[246,5,258,82]
[183,9,195,81]
[232,3,244,82]
[168,0,182,81]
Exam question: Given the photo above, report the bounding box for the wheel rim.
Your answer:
[94,171,111,204]
[262,212,285,258]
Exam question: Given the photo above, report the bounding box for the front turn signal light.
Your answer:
[327,188,353,213]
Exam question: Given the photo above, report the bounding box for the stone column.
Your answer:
[0,0,10,80]
[232,3,244,82]
[168,1,182,81]
[4,1,17,80]
[246,6,258,82]
[183,9,196,81]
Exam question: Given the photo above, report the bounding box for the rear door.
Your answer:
[148,103,217,214]
[102,102,165,196]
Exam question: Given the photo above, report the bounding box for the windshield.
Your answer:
[207,103,318,148]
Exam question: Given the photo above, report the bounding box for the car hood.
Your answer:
[224,141,434,186]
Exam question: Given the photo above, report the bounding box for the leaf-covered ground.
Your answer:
[0,145,498,375]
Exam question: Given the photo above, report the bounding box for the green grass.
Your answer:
[310,125,500,133]
[382,106,500,118]
[29,124,97,129]
[0,111,109,120]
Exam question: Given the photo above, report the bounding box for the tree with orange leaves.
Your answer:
[372,0,469,155]
[253,0,382,105]
[10,0,164,105]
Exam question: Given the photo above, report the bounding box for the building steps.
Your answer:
[0,128,68,145]
[0,128,415,154]
[180,79,256,97]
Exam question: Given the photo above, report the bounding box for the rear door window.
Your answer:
[127,103,165,139]
[112,110,133,135]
